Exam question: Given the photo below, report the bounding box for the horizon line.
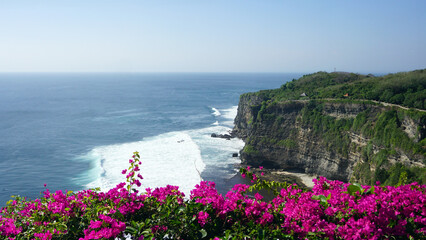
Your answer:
[0,70,395,75]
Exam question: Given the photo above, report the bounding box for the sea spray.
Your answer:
[83,132,205,196]
[211,107,221,117]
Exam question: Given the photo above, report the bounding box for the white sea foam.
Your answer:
[220,106,238,127]
[82,132,205,196]
[78,105,242,197]
[212,121,219,125]
[211,107,221,117]
[221,106,238,120]
[188,126,244,176]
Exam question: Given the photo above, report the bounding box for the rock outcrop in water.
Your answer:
[233,70,426,185]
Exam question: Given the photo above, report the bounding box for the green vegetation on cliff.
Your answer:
[300,102,353,158]
[300,102,425,185]
[244,69,426,110]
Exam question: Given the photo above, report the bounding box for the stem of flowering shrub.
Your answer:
[123,151,143,194]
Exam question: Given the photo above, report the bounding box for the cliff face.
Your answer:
[234,93,425,184]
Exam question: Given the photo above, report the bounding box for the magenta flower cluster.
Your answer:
[81,215,126,240]
[0,152,425,240]
[123,153,144,192]
[190,176,425,239]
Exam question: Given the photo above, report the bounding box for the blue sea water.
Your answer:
[0,73,301,206]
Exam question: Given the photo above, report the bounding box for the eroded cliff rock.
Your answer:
[234,93,426,185]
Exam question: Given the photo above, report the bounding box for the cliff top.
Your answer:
[244,69,426,110]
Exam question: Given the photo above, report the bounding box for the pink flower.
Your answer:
[259,212,273,225]
[34,230,53,240]
[121,169,127,174]
[89,220,103,229]
[197,211,209,227]
[259,166,263,170]
[255,193,263,201]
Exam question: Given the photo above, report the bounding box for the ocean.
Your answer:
[0,73,302,206]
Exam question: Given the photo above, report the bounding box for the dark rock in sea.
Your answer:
[211,133,235,139]
[232,153,238,157]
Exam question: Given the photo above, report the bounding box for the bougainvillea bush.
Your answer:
[1,152,425,240]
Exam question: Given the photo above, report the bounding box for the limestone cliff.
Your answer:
[234,76,426,185]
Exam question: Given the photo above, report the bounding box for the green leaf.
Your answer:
[365,186,375,194]
[312,194,329,208]
[347,183,363,196]
[257,229,266,239]
[126,226,138,234]
[200,229,207,238]
[312,195,326,201]
[224,229,233,239]
[177,206,185,214]
[353,183,365,194]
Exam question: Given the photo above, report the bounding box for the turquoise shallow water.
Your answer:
[0,73,302,205]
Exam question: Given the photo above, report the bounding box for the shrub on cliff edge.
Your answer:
[1,152,425,240]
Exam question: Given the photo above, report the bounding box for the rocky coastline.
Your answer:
[210,130,314,188]
[231,78,425,185]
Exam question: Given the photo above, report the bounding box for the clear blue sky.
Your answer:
[0,0,425,73]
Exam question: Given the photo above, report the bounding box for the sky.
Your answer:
[0,0,425,74]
